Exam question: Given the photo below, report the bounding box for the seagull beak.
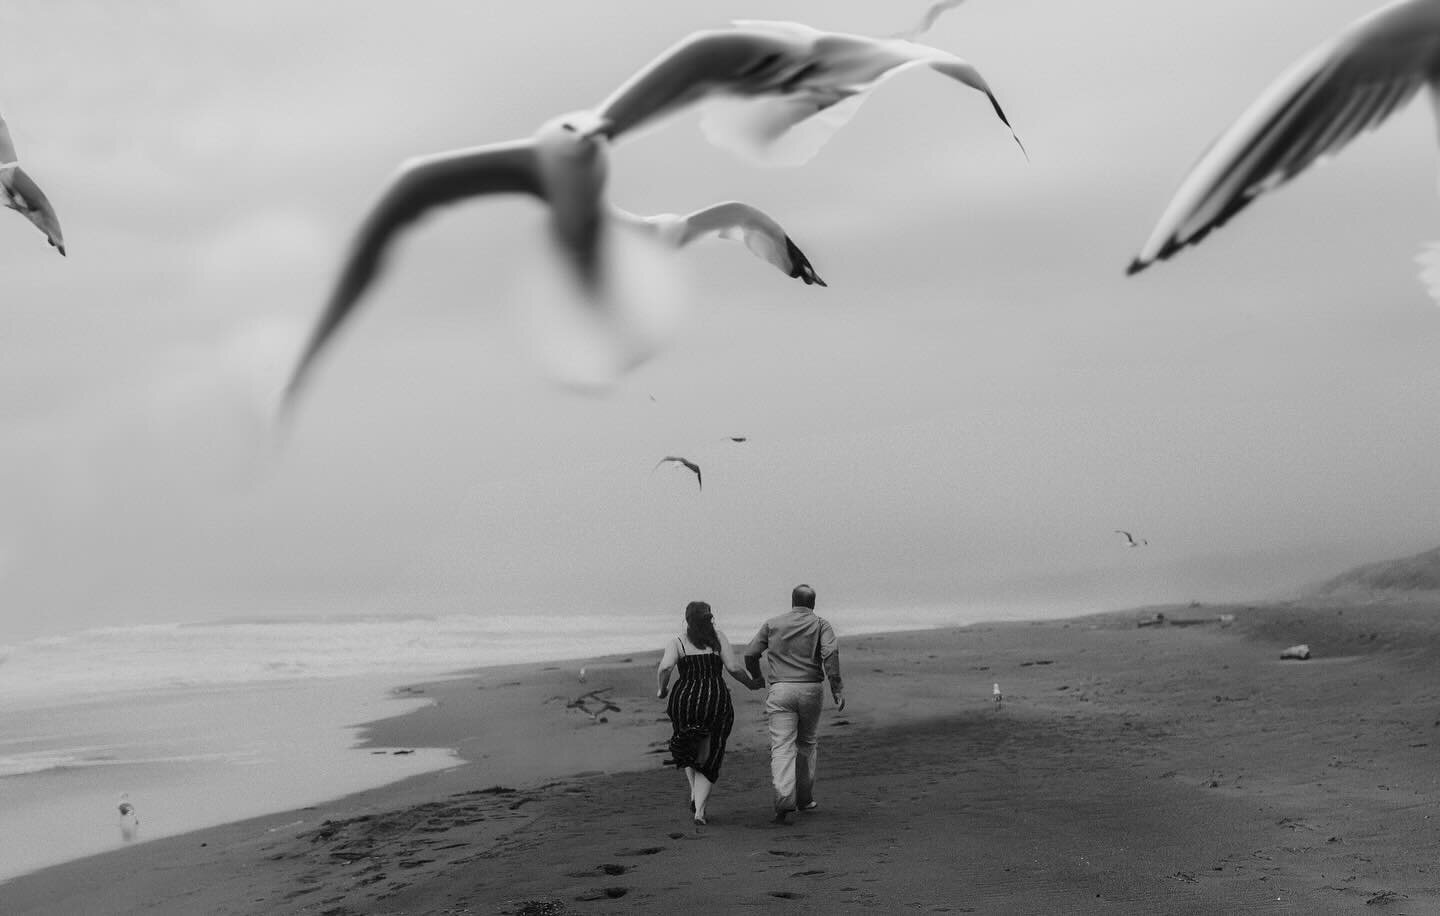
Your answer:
[577,117,613,142]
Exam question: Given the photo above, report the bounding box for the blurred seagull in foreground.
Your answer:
[282,17,1022,409]
[613,202,825,285]
[1127,0,1440,279]
[601,19,1024,167]
[891,0,970,41]
[281,112,817,407]
[0,112,64,255]
[654,456,703,490]
[1115,529,1148,548]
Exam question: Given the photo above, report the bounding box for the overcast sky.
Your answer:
[2,0,1438,640]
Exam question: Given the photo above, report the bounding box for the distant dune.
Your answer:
[1308,544,1440,597]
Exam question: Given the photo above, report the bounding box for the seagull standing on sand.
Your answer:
[117,794,139,842]
[0,112,64,255]
[1115,529,1148,548]
[654,456,703,491]
[1127,0,1440,279]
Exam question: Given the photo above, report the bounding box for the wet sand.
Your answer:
[5,599,1440,914]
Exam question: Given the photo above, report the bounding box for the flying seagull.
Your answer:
[282,18,1021,407]
[600,19,1025,167]
[1127,0,1440,276]
[0,112,64,255]
[613,202,825,285]
[1115,529,1148,548]
[654,456,703,490]
[726,436,748,442]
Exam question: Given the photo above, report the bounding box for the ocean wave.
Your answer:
[0,613,677,704]
[0,750,238,779]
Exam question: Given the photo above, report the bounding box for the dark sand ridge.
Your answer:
[4,598,1440,914]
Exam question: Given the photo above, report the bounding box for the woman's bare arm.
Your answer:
[718,630,763,690]
[656,638,679,698]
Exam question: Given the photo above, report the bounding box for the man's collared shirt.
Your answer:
[746,606,842,688]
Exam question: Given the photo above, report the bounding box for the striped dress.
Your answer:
[666,638,735,784]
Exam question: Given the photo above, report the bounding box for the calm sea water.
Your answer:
[0,603,1074,883]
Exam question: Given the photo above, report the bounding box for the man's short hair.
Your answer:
[792,584,816,609]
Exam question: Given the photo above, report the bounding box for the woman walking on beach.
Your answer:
[657,601,763,825]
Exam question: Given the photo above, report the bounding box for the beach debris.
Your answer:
[1365,890,1408,905]
[562,687,622,722]
[993,682,1003,710]
[1280,644,1312,661]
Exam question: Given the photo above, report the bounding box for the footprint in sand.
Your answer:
[574,887,629,901]
[768,849,805,857]
[566,864,629,878]
[768,891,805,899]
[615,846,665,856]
[791,869,826,877]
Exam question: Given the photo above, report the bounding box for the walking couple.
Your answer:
[655,584,845,826]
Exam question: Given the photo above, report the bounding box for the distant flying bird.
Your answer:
[613,202,825,285]
[654,456,703,490]
[596,19,1025,167]
[0,112,64,255]
[892,0,970,41]
[727,436,748,443]
[1115,529,1148,548]
[1127,0,1440,276]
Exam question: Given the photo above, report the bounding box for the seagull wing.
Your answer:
[3,166,65,254]
[698,25,1023,165]
[1128,0,1440,274]
[0,113,19,166]
[681,459,703,490]
[1416,239,1440,305]
[891,0,970,41]
[283,140,545,407]
[594,27,803,141]
[678,201,826,285]
[597,21,1020,165]
[654,456,703,490]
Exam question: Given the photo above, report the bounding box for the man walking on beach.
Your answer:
[745,584,845,824]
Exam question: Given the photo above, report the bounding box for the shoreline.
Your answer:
[6,597,1440,913]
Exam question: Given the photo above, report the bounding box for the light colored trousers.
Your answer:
[764,682,824,814]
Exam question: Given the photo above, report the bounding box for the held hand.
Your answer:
[833,691,845,712]
[657,686,669,700]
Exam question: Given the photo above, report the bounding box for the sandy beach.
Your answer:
[4,599,1439,915]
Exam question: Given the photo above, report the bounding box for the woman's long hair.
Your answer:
[684,601,721,654]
